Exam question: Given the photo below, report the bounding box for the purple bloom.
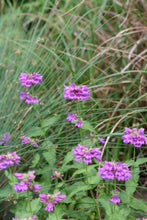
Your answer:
[122,127,147,148]
[66,113,77,122]
[64,84,91,100]
[97,161,132,181]
[20,136,38,147]
[32,184,42,193]
[75,120,83,127]
[99,138,106,144]
[20,92,39,104]
[19,72,43,87]
[73,144,101,164]
[51,169,64,179]
[13,181,28,193]
[0,133,11,146]
[39,191,66,212]
[12,215,36,220]
[109,195,120,204]
[0,152,20,170]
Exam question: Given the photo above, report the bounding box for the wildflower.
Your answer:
[122,127,147,148]
[0,133,11,146]
[20,136,38,147]
[51,169,64,179]
[64,84,91,100]
[66,113,77,122]
[20,92,39,104]
[109,195,120,204]
[0,152,21,170]
[13,170,41,193]
[12,215,36,220]
[75,120,83,127]
[97,161,132,181]
[73,144,101,164]
[39,191,66,212]
[19,72,43,87]
[99,138,106,144]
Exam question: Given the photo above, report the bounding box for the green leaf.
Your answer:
[63,151,74,166]
[130,198,147,212]
[46,205,65,220]
[4,170,17,185]
[42,148,56,167]
[26,126,44,137]
[30,153,40,168]
[99,198,112,216]
[76,197,94,209]
[30,198,41,213]
[135,158,147,166]
[41,115,60,132]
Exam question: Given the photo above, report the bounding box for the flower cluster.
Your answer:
[0,132,11,146]
[19,73,43,87]
[13,170,41,193]
[64,84,91,100]
[66,113,77,122]
[20,136,38,147]
[51,169,64,179]
[73,144,101,164]
[19,72,43,104]
[109,195,120,204]
[39,191,66,212]
[136,218,146,220]
[0,152,20,169]
[122,127,147,148]
[97,161,132,181]
[12,215,36,220]
[20,92,39,104]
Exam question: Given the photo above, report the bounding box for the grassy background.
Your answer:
[0,0,147,219]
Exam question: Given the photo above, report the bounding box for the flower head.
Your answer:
[73,144,101,164]
[20,136,38,147]
[20,92,39,104]
[122,127,147,148]
[39,191,66,212]
[64,84,91,100]
[109,195,120,204]
[19,72,43,87]
[97,161,132,181]
[75,120,83,128]
[51,169,64,179]
[12,215,36,220]
[99,138,106,144]
[0,133,11,146]
[0,152,20,170]
[66,113,77,122]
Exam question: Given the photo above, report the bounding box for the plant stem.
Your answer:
[27,191,32,214]
[77,101,83,144]
[54,205,59,220]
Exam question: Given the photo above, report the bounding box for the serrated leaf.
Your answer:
[42,148,56,167]
[30,153,40,168]
[76,197,94,209]
[135,158,147,166]
[26,126,44,137]
[41,115,60,132]
[130,198,147,212]
[63,151,74,166]
[30,198,41,213]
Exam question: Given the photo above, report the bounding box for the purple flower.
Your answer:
[51,169,64,179]
[13,181,28,193]
[12,215,36,220]
[97,161,132,181]
[73,144,101,164]
[0,133,11,146]
[122,127,147,148]
[39,191,66,212]
[19,72,43,87]
[20,136,38,147]
[99,138,106,144]
[0,152,20,170]
[20,92,39,104]
[32,184,42,192]
[64,84,91,100]
[75,120,83,127]
[66,113,77,122]
[136,218,146,220]
[109,195,120,204]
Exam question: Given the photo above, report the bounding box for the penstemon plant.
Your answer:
[0,78,147,220]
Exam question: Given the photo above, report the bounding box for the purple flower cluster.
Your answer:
[20,136,38,147]
[122,127,147,148]
[13,171,41,193]
[75,120,83,128]
[19,72,43,104]
[20,92,39,104]
[0,152,20,169]
[19,73,43,87]
[97,161,132,181]
[99,138,106,144]
[51,169,64,179]
[0,132,11,146]
[73,144,101,164]
[136,218,146,220]
[39,191,66,212]
[12,215,36,220]
[109,195,120,204]
[66,113,77,122]
[64,84,91,100]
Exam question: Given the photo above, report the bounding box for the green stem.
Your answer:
[27,191,32,214]
[54,205,59,220]
[76,101,83,144]
[8,166,14,183]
